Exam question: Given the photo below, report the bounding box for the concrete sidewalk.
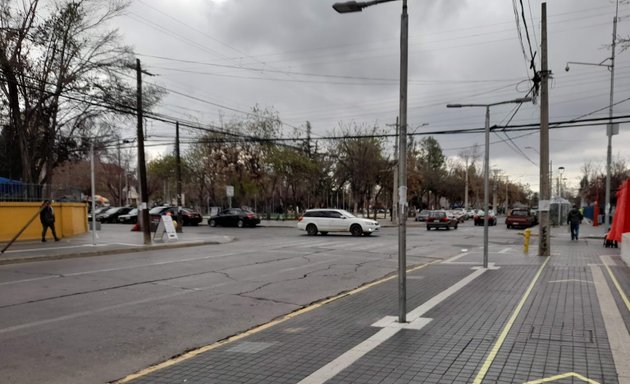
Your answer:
[114,233,629,384]
[0,224,234,265]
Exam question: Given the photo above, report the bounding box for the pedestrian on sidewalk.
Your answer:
[40,200,60,242]
[567,204,583,241]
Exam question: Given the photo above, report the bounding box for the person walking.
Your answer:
[40,200,60,242]
[567,204,583,241]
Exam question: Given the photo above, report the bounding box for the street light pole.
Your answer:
[397,0,408,324]
[565,0,618,227]
[447,97,532,268]
[333,0,408,324]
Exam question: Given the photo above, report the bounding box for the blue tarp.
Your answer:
[0,177,22,185]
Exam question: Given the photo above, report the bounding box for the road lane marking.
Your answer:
[524,372,600,384]
[548,279,593,284]
[473,256,550,384]
[600,255,630,313]
[298,266,490,384]
[498,247,511,254]
[114,260,441,383]
[1,243,111,254]
[442,251,469,263]
[590,263,630,382]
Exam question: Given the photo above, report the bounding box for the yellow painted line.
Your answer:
[114,259,441,383]
[473,257,550,384]
[601,255,630,313]
[524,371,600,384]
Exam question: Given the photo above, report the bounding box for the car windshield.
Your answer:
[149,207,166,214]
[512,210,528,216]
[105,208,119,214]
[337,210,356,218]
[127,208,138,215]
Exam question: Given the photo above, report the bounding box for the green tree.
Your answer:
[330,123,389,214]
[414,136,446,208]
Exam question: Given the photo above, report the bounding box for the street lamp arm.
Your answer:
[447,97,531,109]
[565,59,612,71]
[333,0,398,13]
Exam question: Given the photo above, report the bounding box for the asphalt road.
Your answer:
[0,218,523,384]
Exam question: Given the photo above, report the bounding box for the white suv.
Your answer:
[297,209,380,236]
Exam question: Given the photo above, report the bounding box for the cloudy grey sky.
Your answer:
[112,0,629,194]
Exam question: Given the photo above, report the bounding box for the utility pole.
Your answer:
[605,0,618,227]
[117,140,122,206]
[464,157,469,210]
[538,2,551,256]
[505,176,509,213]
[175,121,183,233]
[492,168,500,213]
[391,117,399,222]
[136,59,151,245]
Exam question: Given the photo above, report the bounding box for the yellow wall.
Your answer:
[0,202,88,242]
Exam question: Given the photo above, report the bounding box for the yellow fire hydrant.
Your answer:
[523,228,531,253]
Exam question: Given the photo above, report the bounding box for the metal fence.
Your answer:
[0,181,84,202]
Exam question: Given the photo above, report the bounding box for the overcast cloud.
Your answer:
[111,0,630,194]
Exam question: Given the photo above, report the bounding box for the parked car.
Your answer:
[449,209,466,223]
[97,207,133,223]
[149,206,179,227]
[179,208,203,226]
[426,210,458,230]
[506,208,536,229]
[87,206,109,221]
[208,208,260,228]
[452,208,468,220]
[473,210,497,226]
[415,210,430,222]
[118,208,138,224]
[297,208,380,236]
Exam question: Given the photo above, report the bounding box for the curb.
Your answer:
[0,237,234,266]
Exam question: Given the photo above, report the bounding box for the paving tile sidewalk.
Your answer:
[117,237,629,384]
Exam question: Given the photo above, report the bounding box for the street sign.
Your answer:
[154,215,178,242]
[607,123,619,136]
[226,185,234,197]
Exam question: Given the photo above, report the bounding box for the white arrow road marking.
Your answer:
[298,265,493,384]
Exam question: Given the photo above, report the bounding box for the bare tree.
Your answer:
[0,0,161,185]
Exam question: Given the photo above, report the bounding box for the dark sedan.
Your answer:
[97,207,133,223]
[117,208,138,224]
[208,208,260,228]
[180,208,203,226]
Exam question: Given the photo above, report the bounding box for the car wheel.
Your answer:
[446,225,450,230]
[507,224,511,229]
[350,224,362,237]
[237,219,244,228]
[454,223,458,229]
[209,219,216,227]
[426,226,431,231]
[306,224,318,236]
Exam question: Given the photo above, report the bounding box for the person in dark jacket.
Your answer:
[40,200,60,242]
[567,204,583,241]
